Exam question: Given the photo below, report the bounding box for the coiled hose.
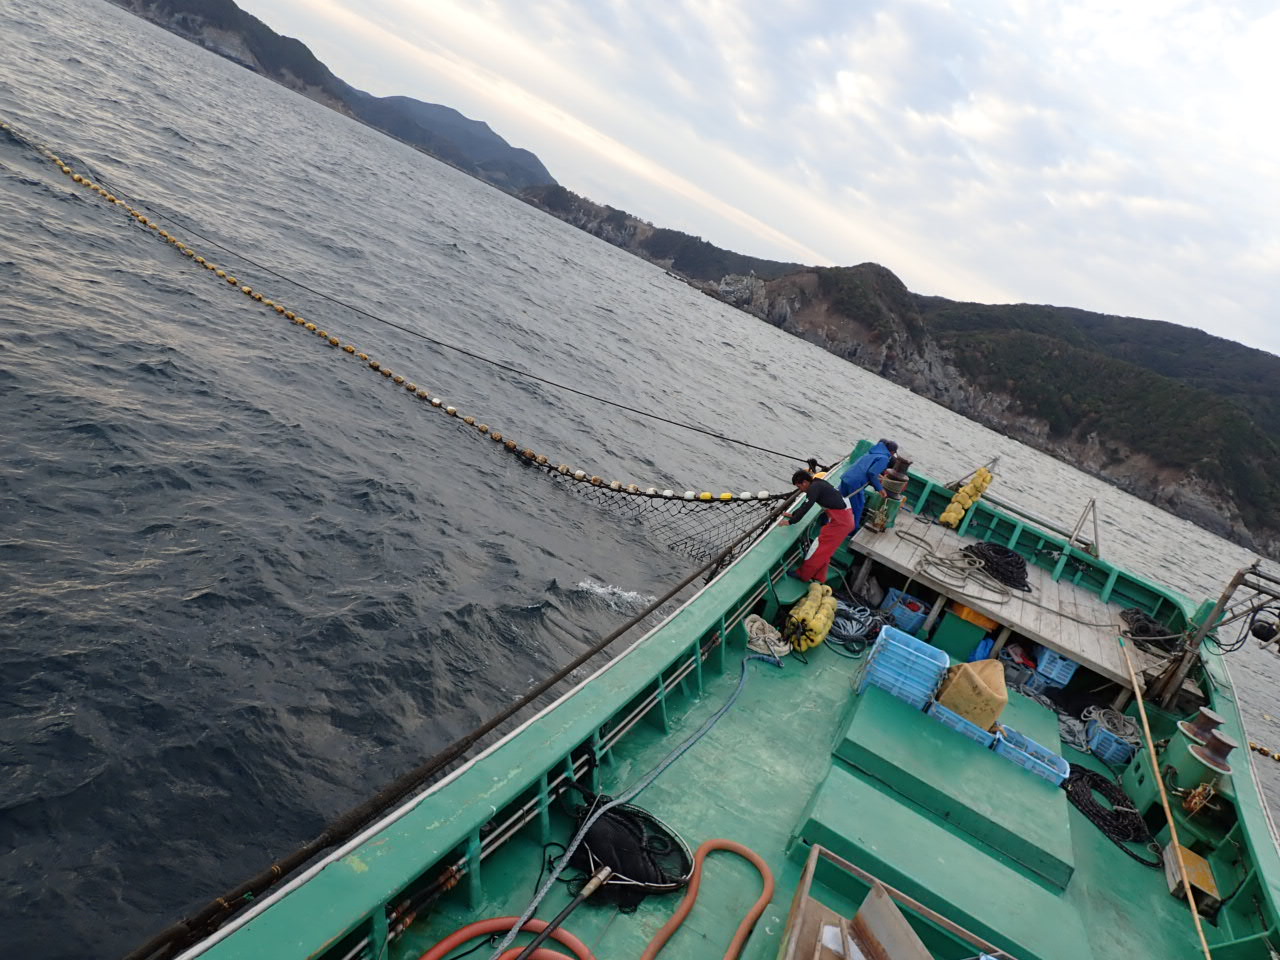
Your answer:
[638,839,775,960]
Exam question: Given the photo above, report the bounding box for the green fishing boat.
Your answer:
[128,441,1280,960]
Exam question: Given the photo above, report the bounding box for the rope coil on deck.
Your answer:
[1063,765,1163,868]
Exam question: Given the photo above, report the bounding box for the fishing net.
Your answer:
[561,787,693,911]
[537,464,791,566]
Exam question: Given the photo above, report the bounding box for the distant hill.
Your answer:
[521,184,803,281]
[107,0,557,191]
[520,186,1280,557]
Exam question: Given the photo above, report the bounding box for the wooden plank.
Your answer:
[853,519,1140,689]
[849,883,933,960]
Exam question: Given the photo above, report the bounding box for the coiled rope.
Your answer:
[1062,765,1162,868]
[1119,608,1184,654]
[825,600,887,659]
[1081,705,1141,747]
[961,542,1033,592]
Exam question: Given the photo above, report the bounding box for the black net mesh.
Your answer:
[536,464,790,566]
[565,794,693,911]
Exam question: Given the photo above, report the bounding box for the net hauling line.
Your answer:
[3,119,809,510]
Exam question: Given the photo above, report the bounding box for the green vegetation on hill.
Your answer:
[643,226,800,280]
[137,0,340,93]
[918,298,1280,437]
[933,325,1280,530]
[817,265,926,345]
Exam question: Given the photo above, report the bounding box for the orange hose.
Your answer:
[416,916,594,960]
[639,839,775,960]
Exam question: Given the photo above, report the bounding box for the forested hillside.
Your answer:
[917,298,1280,438]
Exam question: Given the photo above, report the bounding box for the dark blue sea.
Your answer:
[3,2,1279,957]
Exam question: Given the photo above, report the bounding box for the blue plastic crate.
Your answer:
[881,588,929,635]
[993,726,1070,785]
[868,644,947,681]
[874,625,949,671]
[1086,718,1137,766]
[927,702,997,748]
[1035,647,1079,687]
[865,669,936,710]
[1021,671,1053,695]
[860,626,948,708]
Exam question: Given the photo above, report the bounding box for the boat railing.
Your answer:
[780,843,1019,960]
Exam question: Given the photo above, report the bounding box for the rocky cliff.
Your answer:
[713,267,1277,556]
[518,182,1280,558]
[107,0,556,191]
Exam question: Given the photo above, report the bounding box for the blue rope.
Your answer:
[487,653,782,958]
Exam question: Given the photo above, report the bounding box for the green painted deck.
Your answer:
[186,450,1280,960]
[835,683,1075,889]
[387,644,1211,960]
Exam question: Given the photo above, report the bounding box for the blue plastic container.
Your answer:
[993,726,1070,785]
[861,625,948,709]
[881,588,928,635]
[927,702,997,748]
[873,625,949,670]
[1035,647,1079,687]
[1086,718,1137,766]
[1021,671,1053,695]
[865,670,936,710]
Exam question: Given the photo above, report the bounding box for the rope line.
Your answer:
[1,118,806,467]
[119,497,788,960]
[2,119,810,565]
[1063,765,1163,868]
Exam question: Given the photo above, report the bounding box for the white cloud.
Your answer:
[244,0,1280,353]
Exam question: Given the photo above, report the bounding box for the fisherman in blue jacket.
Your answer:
[838,439,898,529]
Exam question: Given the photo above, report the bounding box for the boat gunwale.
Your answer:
[176,451,1280,960]
[175,484,806,959]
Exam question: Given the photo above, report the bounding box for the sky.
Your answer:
[242,0,1280,355]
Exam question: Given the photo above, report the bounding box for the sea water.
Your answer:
[2,2,1277,957]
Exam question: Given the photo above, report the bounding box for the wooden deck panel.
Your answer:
[851,521,1153,689]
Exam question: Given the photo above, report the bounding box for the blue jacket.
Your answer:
[838,442,894,499]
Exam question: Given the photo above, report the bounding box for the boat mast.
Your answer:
[1154,562,1280,708]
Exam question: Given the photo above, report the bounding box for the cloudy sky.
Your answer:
[244,0,1279,354]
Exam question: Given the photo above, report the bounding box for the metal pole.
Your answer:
[1069,500,1089,549]
[1117,639,1215,960]
[1091,499,1101,558]
[1157,566,1250,708]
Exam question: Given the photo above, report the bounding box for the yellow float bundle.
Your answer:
[939,466,993,528]
[785,582,839,652]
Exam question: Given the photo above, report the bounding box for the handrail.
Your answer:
[786,844,1018,960]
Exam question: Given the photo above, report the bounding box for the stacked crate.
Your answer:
[861,625,949,709]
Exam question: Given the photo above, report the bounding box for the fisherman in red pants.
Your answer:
[779,468,855,583]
